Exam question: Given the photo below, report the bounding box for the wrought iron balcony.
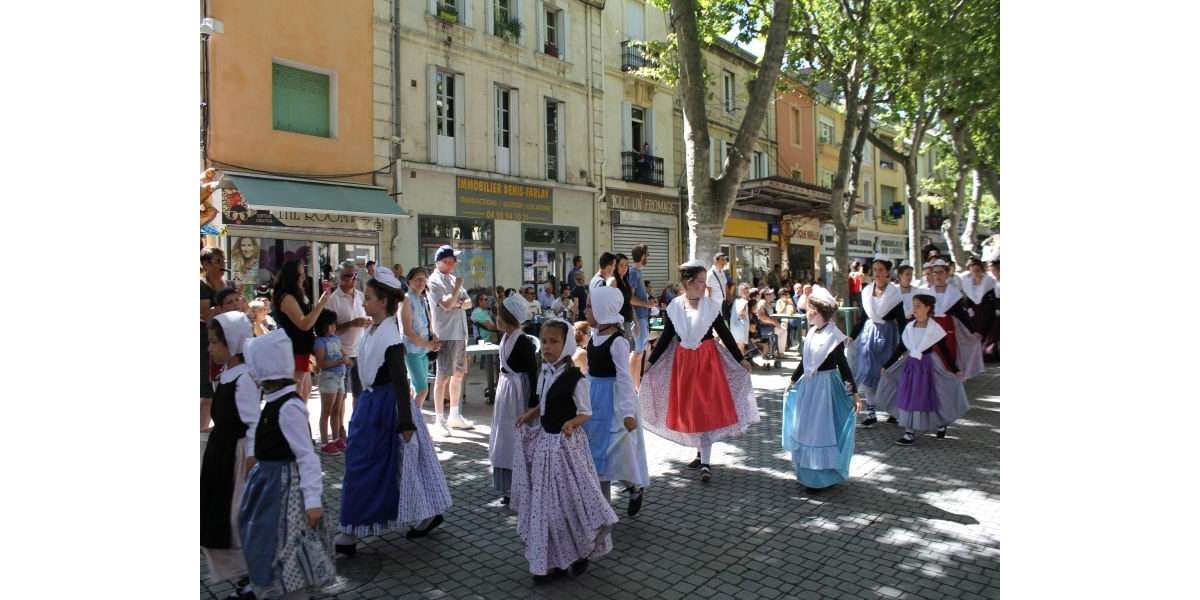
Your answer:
[621,41,656,72]
[621,151,664,186]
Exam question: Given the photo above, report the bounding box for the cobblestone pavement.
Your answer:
[202,359,1000,600]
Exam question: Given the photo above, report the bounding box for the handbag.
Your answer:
[294,519,336,588]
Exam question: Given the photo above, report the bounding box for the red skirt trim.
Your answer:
[931,316,959,370]
[666,338,739,433]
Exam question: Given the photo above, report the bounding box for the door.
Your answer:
[436,71,457,167]
[496,86,512,175]
[787,244,815,285]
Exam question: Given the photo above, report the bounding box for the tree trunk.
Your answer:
[961,169,982,256]
[943,161,967,267]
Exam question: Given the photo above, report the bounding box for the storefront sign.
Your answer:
[222,193,383,231]
[820,227,909,260]
[723,217,770,240]
[456,176,553,223]
[608,191,679,215]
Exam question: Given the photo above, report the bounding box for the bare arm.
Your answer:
[400,299,429,350]
[280,293,329,332]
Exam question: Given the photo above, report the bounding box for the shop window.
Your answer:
[272,62,332,138]
[419,216,495,290]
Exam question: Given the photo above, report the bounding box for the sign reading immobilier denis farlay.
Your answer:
[456,176,554,223]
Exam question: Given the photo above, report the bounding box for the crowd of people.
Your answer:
[200,239,999,598]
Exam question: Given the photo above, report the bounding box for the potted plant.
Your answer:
[544,41,559,57]
[497,17,522,42]
[437,3,458,23]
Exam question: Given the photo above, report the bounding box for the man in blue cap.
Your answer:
[427,244,474,434]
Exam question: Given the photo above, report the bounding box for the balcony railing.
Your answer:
[621,151,664,186]
[621,40,656,72]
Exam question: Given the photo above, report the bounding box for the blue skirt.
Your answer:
[853,320,899,390]
[338,385,401,536]
[583,375,615,477]
[781,370,856,489]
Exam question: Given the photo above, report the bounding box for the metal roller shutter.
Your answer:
[611,224,671,289]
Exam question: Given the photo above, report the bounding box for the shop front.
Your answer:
[785,216,822,284]
[522,224,579,291]
[721,210,782,288]
[608,189,680,290]
[818,226,911,285]
[220,172,407,301]
[418,215,496,291]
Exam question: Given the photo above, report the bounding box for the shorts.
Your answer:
[436,339,468,375]
[318,371,346,394]
[633,316,650,352]
[342,357,363,397]
[405,352,430,393]
[294,354,311,373]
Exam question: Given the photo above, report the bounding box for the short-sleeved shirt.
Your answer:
[427,269,469,341]
[327,287,367,357]
[471,307,497,343]
[570,286,588,316]
[627,265,650,321]
[314,336,346,377]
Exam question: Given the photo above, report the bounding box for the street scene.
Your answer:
[199,1,999,598]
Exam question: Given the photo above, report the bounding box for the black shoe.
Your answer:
[804,485,826,494]
[533,568,567,585]
[334,543,357,558]
[405,514,444,539]
[936,427,947,439]
[895,434,915,446]
[686,454,702,469]
[700,465,712,483]
[627,488,644,516]
[224,590,255,600]
[500,496,510,506]
[570,558,590,576]
[886,415,898,424]
[860,415,878,428]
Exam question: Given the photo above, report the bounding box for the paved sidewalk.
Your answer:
[202,361,1000,599]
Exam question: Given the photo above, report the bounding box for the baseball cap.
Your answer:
[435,245,462,263]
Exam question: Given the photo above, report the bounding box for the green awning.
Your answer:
[228,174,408,218]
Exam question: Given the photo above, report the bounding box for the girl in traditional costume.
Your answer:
[586,286,649,516]
[639,260,757,483]
[782,286,862,492]
[874,293,971,445]
[201,311,258,598]
[512,319,619,583]
[238,328,334,599]
[488,294,540,505]
[960,257,999,364]
[334,268,452,557]
[923,257,984,381]
[849,256,908,428]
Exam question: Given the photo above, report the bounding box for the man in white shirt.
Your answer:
[538,282,556,310]
[707,252,730,304]
[427,245,473,432]
[591,252,617,289]
[328,261,371,421]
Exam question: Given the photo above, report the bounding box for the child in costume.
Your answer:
[586,286,649,516]
[849,256,908,428]
[238,328,335,599]
[639,260,757,483]
[335,267,452,557]
[512,319,619,583]
[488,294,540,505]
[201,311,259,598]
[782,286,862,492]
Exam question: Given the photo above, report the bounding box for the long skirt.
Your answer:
[639,339,759,447]
[852,319,899,391]
[875,353,970,431]
[983,309,1000,363]
[583,375,616,476]
[951,317,985,380]
[201,438,250,583]
[239,460,335,598]
[338,384,403,536]
[511,424,619,575]
[397,394,453,527]
[490,369,531,494]
[782,370,856,489]
[603,408,651,489]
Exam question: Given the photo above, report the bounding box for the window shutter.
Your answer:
[511,88,520,175]
[558,4,568,61]
[621,101,632,151]
[557,101,566,181]
[485,0,494,34]
[645,105,655,154]
[463,0,474,27]
[428,0,438,16]
[454,73,466,167]
[536,0,545,49]
[427,65,439,164]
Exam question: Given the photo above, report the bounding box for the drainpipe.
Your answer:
[593,5,607,264]
[391,0,405,261]
[200,0,211,167]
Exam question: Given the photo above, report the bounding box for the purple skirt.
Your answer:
[880,352,971,432]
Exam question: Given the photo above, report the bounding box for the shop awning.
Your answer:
[735,176,866,216]
[226,173,409,218]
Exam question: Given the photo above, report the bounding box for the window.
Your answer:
[820,169,834,188]
[495,86,516,174]
[881,185,899,223]
[791,169,802,181]
[546,100,561,181]
[723,70,735,113]
[792,107,802,145]
[818,118,834,144]
[436,71,456,138]
[272,62,332,137]
[542,4,565,58]
[491,0,520,40]
[752,151,767,178]
[631,106,646,151]
[863,184,873,222]
[862,143,870,163]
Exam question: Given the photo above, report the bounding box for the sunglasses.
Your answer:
[340,273,357,279]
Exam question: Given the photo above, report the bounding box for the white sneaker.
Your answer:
[433,418,450,437]
[446,416,475,430]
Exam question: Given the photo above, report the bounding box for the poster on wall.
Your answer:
[201,169,224,235]
[230,236,277,292]
[457,249,495,290]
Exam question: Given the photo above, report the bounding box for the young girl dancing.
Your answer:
[782,287,862,493]
[488,294,539,505]
[849,257,907,428]
[512,319,618,583]
[238,328,334,599]
[335,267,452,557]
[201,311,259,598]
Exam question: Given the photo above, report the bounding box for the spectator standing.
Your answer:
[625,245,656,389]
[566,256,584,293]
[272,259,332,405]
[328,261,371,441]
[847,261,865,307]
[200,246,228,432]
[427,245,474,433]
[707,253,730,305]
